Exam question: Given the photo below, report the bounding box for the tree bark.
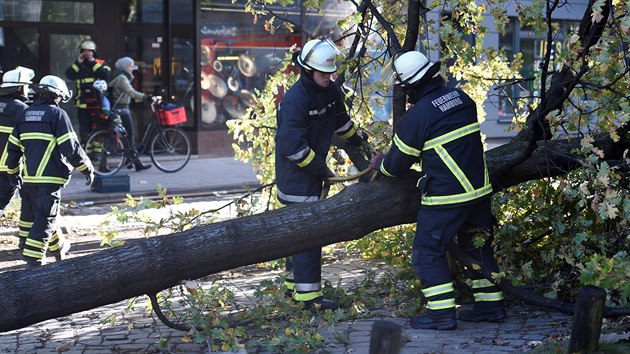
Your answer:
[0,131,627,332]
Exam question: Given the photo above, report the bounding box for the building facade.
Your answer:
[0,0,591,154]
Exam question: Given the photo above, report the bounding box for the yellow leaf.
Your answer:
[181,335,192,343]
[609,130,620,142]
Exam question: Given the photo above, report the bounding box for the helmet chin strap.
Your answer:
[403,61,442,103]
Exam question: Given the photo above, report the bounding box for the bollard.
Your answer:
[567,285,606,354]
[369,320,402,354]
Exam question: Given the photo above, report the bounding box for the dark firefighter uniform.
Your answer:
[6,96,93,264]
[275,74,362,302]
[65,58,110,143]
[0,92,28,217]
[374,76,504,316]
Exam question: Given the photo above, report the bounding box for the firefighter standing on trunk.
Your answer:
[275,39,365,310]
[6,75,94,267]
[372,51,506,329]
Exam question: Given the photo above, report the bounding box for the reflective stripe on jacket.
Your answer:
[378,77,492,208]
[0,94,28,173]
[275,73,360,204]
[65,58,110,107]
[6,97,93,185]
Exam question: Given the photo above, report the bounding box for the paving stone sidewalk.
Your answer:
[0,257,576,354]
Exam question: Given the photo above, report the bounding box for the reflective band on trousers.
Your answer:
[472,278,495,289]
[422,282,454,298]
[427,298,456,310]
[295,282,321,292]
[474,292,504,302]
[294,290,323,302]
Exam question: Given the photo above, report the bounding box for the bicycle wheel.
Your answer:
[149,127,191,173]
[85,130,125,176]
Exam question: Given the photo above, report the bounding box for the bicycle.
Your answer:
[85,99,191,176]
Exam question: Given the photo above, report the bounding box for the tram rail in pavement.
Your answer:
[62,155,261,204]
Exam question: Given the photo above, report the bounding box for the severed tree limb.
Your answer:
[0,129,627,332]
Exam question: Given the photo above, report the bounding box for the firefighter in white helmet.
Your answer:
[371,51,506,329]
[0,66,34,220]
[65,39,111,144]
[6,75,94,267]
[275,39,366,310]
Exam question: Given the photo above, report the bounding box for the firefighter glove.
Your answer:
[370,152,384,171]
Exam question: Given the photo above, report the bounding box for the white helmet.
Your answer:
[93,79,107,92]
[296,39,340,73]
[79,39,97,52]
[35,75,72,102]
[0,66,35,89]
[392,51,433,87]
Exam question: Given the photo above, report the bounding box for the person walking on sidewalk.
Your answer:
[65,39,111,144]
[108,56,153,171]
[372,51,506,330]
[275,38,366,310]
[0,66,34,220]
[6,75,94,267]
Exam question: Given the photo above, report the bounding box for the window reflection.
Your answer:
[1,0,94,24]
[198,10,299,129]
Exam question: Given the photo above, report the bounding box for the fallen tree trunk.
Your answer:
[0,174,419,332]
[0,131,627,332]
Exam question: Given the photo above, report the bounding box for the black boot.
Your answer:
[302,297,338,311]
[134,160,152,171]
[410,309,457,330]
[458,302,507,323]
[24,257,44,268]
[54,241,71,262]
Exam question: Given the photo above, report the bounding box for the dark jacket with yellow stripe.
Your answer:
[6,97,93,185]
[0,93,29,174]
[275,73,361,203]
[65,58,110,108]
[377,77,492,208]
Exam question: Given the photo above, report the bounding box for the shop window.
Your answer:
[497,18,579,122]
[0,0,94,24]
[198,8,300,129]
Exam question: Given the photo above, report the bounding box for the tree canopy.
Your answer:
[229,0,629,306]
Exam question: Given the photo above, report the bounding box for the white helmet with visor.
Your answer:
[296,39,341,73]
[35,75,73,103]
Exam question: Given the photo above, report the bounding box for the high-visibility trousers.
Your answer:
[413,198,503,304]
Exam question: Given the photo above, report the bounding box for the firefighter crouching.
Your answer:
[6,75,94,267]
[0,66,34,219]
[372,51,506,329]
